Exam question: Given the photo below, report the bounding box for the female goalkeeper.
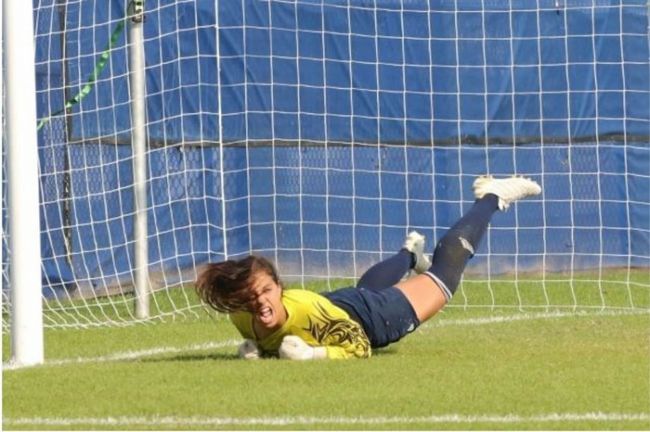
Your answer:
[196,175,541,360]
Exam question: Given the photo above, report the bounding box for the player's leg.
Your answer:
[356,231,431,290]
[396,194,499,320]
[396,176,541,321]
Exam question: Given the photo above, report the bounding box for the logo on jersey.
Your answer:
[304,303,370,358]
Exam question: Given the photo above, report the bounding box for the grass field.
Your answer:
[3,271,650,430]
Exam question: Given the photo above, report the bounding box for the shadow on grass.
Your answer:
[372,347,400,356]
[138,346,399,363]
[140,352,239,362]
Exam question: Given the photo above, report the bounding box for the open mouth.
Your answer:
[257,306,273,325]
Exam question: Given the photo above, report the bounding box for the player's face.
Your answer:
[248,271,286,331]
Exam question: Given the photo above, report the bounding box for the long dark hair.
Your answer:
[195,255,281,313]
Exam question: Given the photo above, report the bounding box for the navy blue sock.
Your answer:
[357,249,413,290]
[426,194,499,300]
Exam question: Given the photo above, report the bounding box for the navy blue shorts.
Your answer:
[323,286,420,348]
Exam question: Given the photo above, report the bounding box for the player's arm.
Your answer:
[277,293,372,360]
[279,335,370,360]
[279,335,327,360]
[237,339,261,360]
[323,344,368,359]
[229,313,265,360]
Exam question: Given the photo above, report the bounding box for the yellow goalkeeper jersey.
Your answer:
[230,289,371,359]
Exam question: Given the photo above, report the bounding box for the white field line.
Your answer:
[3,412,649,427]
[418,308,650,331]
[3,309,647,371]
[2,339,240,371]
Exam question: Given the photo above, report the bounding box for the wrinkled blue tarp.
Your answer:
[16,0,650,294]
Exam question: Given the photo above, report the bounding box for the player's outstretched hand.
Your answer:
[238,339,261,360]
[279,335,327,360]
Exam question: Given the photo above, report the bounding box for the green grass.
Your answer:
[3,270,650,430]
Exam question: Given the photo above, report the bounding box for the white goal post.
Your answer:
[2,1,649,362]
[4,0,44,366]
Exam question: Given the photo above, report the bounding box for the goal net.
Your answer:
[3,0,649,330]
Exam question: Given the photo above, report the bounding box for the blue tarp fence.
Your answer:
[14,0,650,293]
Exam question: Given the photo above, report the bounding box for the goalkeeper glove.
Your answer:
[279,335,327,360]
[237,339,261,360]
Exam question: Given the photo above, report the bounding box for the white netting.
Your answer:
[2,0,649,330]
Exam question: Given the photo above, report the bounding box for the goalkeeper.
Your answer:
[196,175,541,360]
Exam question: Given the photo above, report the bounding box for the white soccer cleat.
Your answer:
[472,175,542,211]
[402,230,431,274]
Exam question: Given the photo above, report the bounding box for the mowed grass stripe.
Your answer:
[4,303,648,431]
[4,309,646,370]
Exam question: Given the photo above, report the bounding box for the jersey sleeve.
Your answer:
[324,340,370,359]
[229,312,254,340]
